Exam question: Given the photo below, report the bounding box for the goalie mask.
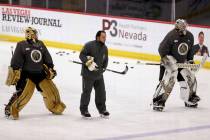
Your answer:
[25,27,38,42]
[175,19,187,36]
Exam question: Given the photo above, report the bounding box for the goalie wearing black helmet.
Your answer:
[5,27,66,119]
[152,19,200,111]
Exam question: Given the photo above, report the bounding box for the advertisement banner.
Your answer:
[0,5,210,63]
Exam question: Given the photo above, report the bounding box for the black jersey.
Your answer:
[159,29,194,63]
[11,40,53,73]
[79,40,108,79]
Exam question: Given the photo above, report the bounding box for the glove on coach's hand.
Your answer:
[85,56,98,71]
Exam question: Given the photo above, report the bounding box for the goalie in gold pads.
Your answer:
[5,27,66,119]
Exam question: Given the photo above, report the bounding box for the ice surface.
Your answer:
[0,41,210,140]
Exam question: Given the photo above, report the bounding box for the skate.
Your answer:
[185,94,200,108]
[4,104,11,119]
[153,105,164,111]
[153,102,165,112]
[81,111,91,118]
[189,94,200,103]
[185,102,198,108]
[100,110,110,118]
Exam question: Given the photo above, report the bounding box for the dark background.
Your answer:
[1,0,210,26]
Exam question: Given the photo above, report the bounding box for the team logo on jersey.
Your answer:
[178,43,188,55]
[31,50,42,63]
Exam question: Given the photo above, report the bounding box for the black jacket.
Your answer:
[193,44,209,57]
[159,29,194,63]
[79,40,108,79]
[11,40,53,73]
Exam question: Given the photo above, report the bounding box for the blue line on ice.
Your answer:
[95,124,210,140]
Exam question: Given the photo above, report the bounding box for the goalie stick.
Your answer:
[137,54,208,70]
[69,60,129,75]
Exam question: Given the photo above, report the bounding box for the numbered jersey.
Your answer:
[159,29,194,63]
[11,40,53,73]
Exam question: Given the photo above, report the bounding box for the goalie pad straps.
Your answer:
[10,79,35,119]
[5,67,21,86]
[39,79,66,114]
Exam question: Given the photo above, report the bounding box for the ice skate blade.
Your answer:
[100,114,110,119]
[153,106,164,112]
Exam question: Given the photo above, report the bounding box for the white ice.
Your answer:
[0,41,210,140]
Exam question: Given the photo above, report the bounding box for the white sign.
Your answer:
[0,5,209,64]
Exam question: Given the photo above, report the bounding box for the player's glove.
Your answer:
[85,56,98,71]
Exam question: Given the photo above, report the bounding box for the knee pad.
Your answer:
[10,79,35,119]
[39,79,66,114]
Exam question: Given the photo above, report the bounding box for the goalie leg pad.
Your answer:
[153,69,178,109]
[39,79,66,114]
[180,69,199,105]
[9,79,35,119]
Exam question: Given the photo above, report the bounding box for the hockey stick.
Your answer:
[106,65,128,74]
[137,55,208,70]
[11,46,14,56]
[137,61,160,66]
[136,61,199,68]
[69,60,129,75]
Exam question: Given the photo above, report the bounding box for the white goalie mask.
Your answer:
[175,19,188,35]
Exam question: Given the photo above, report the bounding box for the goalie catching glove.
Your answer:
[5,67,21,86]
[43,64,57,80]
[85,56,98,71]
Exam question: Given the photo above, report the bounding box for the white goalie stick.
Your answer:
[137,54,208,71]
[69,60,129,75]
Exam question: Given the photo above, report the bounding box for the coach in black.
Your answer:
[79,30,109,118]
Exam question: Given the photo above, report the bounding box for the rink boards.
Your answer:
[0,4,210,68]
